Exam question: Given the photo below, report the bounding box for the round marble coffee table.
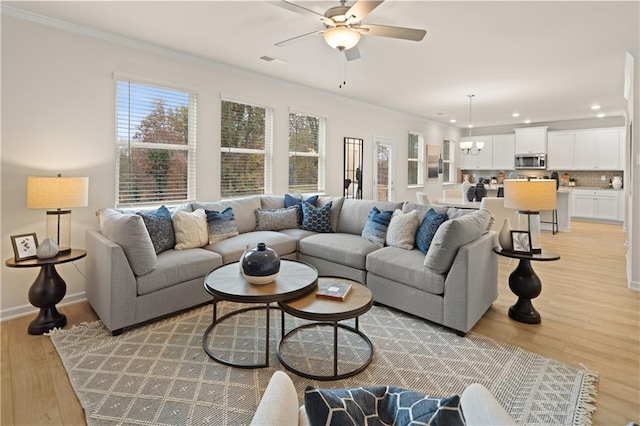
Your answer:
[203,259,318,368]
[277,277,374,380]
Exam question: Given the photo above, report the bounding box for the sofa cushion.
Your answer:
[205,231,297,264]
[172,209,209,250]
[136,205,175,254]
[194,195,262,234]
[255,206,299,231]
[366,246,445,294]
[98,208,156,276]
[416,208,449,254]
[260,195,285,210]
[285,194,318,224]
[299,233,379,270]
[300,201,333,233]
[136,248,223,296]
[317,196,344,232]
[304,385,464,426]
[205,207,239,244]
[424,209,492,274]
[361,207,393,248]
[338,199,403,235]
[386,209,420,250]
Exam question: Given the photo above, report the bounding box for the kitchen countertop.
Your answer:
[559,186,623,191]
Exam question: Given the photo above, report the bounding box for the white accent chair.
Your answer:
[416,192,431,205]
[479,197,517,231]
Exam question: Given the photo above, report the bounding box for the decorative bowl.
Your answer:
[241,242,280,285]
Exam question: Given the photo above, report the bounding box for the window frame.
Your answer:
[442,139,455,184]
[115,78,197,208]
[407,132,425,187]
[288,110,327,194]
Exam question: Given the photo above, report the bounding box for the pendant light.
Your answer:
[460,94,485,156]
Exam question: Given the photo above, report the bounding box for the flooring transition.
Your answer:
[1,220,639,425]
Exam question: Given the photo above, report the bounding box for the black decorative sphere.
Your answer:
[241,243,280,284]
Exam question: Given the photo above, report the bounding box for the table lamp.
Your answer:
[27,174,89,254]
[503,179,557,254]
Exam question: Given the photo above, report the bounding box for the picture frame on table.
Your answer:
[510,230,532,254]
[10,233,39,261]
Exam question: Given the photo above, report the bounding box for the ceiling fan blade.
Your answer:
[345,0,384,25]
[267,0,326,18]
[275,29,323,47]
[344,45,361,61]
[359,23,426,41]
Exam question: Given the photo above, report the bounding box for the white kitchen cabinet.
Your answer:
[571,189,620,221]
[574,128,621,170]
[547,131,575,170]
[459,136,493,170]
[492,134,515,170]
[515,126,547,154]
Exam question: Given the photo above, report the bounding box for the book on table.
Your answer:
[316,280,352,301]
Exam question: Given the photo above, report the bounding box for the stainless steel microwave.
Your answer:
[515,153,546,169]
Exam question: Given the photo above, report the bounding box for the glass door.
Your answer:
[373,137,395,201]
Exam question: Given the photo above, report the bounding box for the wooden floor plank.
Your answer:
[0,220,638,425]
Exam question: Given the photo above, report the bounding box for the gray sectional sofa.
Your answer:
[86,195,498,336]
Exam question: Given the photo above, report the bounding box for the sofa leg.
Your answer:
[111,328,123,336]
[454,330,467,337]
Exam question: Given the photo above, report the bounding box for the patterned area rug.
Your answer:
[49,302,597,425]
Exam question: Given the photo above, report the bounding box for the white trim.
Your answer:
[113,72,198,95]
[0,292,87,322]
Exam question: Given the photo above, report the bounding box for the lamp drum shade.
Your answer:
[27,176,89,209]
[503,179,557,212]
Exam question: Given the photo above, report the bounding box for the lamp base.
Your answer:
[46,209,72,253]
[518,211,542,254]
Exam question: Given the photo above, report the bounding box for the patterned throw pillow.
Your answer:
[285,194,319,225]
[304,385,465,426]
[172,209,209,250]
[137,205,175,254]
[416,208,449,254]
[205,207,238,244]
[386,209,420,250]
[361,207,393,248]
[255,206,299,231]
[300,201,333,233]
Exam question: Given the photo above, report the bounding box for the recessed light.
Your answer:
[524,119,532,124]
[591,104,601,110]
[512,113,520,117]
[449,119,457,123]
[596,113,605,118]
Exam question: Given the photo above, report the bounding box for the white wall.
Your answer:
[0,15,460,317]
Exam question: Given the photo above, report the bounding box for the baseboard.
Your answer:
[629,280,640,291]
[0,292,87,322]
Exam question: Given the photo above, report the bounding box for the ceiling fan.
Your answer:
[272,0,427,61]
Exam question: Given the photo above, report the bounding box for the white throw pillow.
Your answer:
[386,209,420,250]
[172,209,209,250]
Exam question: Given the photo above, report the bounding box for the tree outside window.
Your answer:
[289,112,326,193]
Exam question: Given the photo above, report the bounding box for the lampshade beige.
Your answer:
[27,176,89,254]
[503,179,557,254]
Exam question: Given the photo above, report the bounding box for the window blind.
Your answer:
[288,112,326,193]
[220,99,274,197]
[115,80,196,207]
[408,132,424,186]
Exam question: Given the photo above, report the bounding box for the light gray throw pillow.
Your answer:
[255,206,299,231]
[423,209,491,274]
[98,208,157,276]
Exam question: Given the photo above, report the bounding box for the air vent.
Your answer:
[258,55,288,64]
[260,55,275,62]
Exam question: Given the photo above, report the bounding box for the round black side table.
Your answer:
[5,249,87,335]
[493,248,560,324]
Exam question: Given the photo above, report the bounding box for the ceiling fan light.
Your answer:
[323,26,361,50]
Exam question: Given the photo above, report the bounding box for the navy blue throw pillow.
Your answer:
[304,385,465,426]
[361,207,393,248]
[300,201,332,233]
[285,194,319,225]
[416,208,449,254]
[137,205,175,254]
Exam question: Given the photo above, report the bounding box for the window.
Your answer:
[408,132,424,186]
[442,140,454,183]
[116,80,196,207]
[288,112,326,193]
[220,99,274,197]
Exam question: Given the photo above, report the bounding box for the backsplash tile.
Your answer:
[460,169,624,188]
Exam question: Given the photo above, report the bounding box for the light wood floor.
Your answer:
[1,220,638,425]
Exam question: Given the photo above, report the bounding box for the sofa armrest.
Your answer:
[250,371,300,426]
[442,231,499,334]
[85,229,137,334]
[461,383,516,425]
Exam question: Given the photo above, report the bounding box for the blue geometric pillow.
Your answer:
[416,208,449,254]
[205,207,238,244]
[304,385,465,426]
[300,201,332,233]
[137,205,175,254]
[285,194,319,225]
[361,207,393,248]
